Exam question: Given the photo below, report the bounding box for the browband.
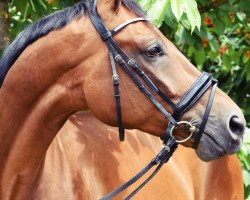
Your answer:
[110,18,148,36]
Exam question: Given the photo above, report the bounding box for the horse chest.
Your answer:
[32,116,195,200]
[31,113,244,200]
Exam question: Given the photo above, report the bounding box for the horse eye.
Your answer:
[145,46,163,57]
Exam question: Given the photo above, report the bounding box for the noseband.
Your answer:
[88,2,217,199]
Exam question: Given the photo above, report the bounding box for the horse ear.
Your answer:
[114,0,122,12]
[96,0,122,16]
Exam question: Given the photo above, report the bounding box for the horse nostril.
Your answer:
[229,116,245,136]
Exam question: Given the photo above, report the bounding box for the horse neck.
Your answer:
[0,16,93,198]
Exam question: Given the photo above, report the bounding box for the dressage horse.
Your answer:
[0,0,246,199]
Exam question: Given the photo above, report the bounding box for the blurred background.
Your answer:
[0,0,249,198]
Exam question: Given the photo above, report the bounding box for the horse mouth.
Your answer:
[203,131,227,153]
[195,129,243,161]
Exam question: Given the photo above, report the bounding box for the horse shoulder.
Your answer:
[204,154,243,199]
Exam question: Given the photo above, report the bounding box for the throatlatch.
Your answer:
[87,1,218,199]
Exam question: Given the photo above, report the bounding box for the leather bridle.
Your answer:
[88,1,218,199]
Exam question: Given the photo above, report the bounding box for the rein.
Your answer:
[88,1,217,199]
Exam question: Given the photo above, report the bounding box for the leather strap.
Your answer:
[109,39,176,109]
[124,137,177,200]
[99,137,177,200]
[193,80,218,148]
[113,51,177,125]
[160,123,176,144]
[109,48,125,141]
[173,72,213,120]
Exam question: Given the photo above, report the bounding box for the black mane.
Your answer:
[0,0,145,87]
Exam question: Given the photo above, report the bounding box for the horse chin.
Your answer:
[195,142,227,162]
[194,131,243,162]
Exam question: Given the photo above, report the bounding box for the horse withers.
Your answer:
[0,0,246,199]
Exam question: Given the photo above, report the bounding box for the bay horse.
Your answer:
[0,0,246,199]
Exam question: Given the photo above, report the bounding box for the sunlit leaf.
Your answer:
[170,0,184,21]
[236,11,246,21]
[183,0,201,32]
[243,169,250,187]
[147,0,171,27]
[136,0,155,11]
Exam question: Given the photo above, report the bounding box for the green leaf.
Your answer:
[137,0,156,11]
[245,128,250,142]
[23,3,30,20]
[147,0,171,27]
[247,71,250,82]
[213,17,225,35]
[208,51,218,60]
[229,0,237,4]
[163,8,178,29]
[171,0,184,21]
[197,0,207,5]
[221,54,232,72]
[175,25,196,46]
[236,11,246,22]
[209,40,219,52]
[11,0,29,13]
[243,169,250,187]
[187,46,195,57]
[183,0,201,32]
[28,0,37,12]
[180,13,191,30]
[229,48,242,64]
[194,48,206,68]
[38,0,47,11]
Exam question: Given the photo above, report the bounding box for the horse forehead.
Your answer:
[113,23,159,50]
[121,34,158,50]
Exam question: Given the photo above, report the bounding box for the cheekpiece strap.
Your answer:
[160,123,175,144]
[108,49,125,141]
[193,80,218,148]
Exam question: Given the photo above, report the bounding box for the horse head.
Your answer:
[81,0,246,161]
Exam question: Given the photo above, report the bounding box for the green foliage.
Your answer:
[139,0,201,32]
[238,129,250,199]
[8,0,76,39]
[6,0,250,199]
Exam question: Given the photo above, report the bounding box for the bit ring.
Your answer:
[170,121,196,143]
